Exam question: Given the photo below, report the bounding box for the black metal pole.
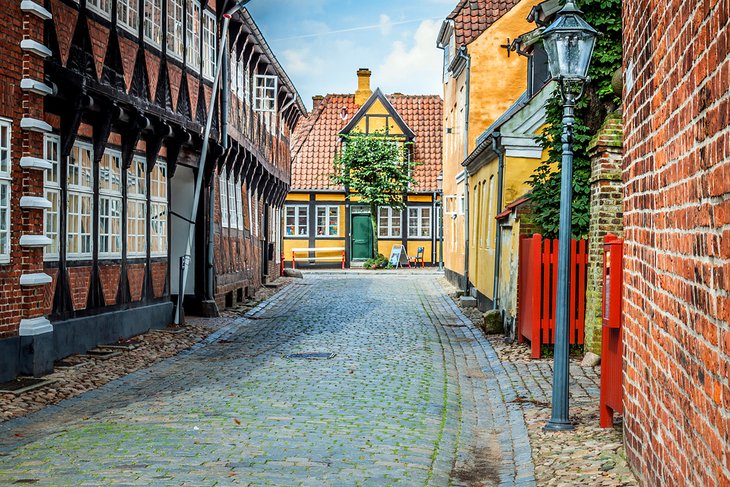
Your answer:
[545,90,576,431]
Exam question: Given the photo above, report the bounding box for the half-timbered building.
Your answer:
[0,0,304,381]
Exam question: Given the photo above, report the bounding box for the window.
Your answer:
[67,143,94,259]
[143,0,162,46]
[236,58,245,100]
[167,0,184,59]
[316,206,339,237]
[285,205,308,237]
[378,207,401,238]
[252,191,259,236]
[98,150,123,258]
[235,181,244,230]
[227,177,236,229]
[219,172,228,227]
[230,56,237,94]
[202,11,216,80]
[254,75,277,112]
[117,0,139,34]
[408,207,431,238]
[487,175,496,249]
[186,0,201,69]
[0,120,10,264]
[127,156,146,257]
[150,162,167,256]
[88,0,112,18]
[43,135,60,261]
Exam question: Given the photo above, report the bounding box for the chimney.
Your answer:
[312,95,324,112]
[355,68,372,106]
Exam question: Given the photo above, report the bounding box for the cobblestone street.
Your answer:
[0,273,535,486]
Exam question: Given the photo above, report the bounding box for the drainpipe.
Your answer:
[492,134,504,310]
[461,49,471,295]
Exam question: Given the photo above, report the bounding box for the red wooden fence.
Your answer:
[600,235,624,427]
[517,234,588,358]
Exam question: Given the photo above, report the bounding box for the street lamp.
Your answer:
[541,0,598,432]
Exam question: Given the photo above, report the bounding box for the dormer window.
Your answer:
[442,29,456,82]
[254,75,277,112]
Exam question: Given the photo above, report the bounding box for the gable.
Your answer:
[340,88,415,139]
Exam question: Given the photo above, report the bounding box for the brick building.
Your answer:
[622,1,729,484]
[0,0,304,381]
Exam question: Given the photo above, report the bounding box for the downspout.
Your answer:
[492,134,504,310]
[461,49,471,294]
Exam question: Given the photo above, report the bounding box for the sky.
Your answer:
[246,0,456,111]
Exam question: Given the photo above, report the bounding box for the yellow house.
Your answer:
[286,69,443,268]
[437,0,552,309]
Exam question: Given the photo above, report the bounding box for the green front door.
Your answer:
[351,214,373,260]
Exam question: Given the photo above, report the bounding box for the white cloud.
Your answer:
[376,19,442,95]
[282,47,325,77]
[379,14,393,36]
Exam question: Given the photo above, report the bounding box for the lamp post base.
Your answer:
[544,418,575,431]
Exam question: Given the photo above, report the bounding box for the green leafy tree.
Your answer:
[331,132,416,258]
[527,0,622,239]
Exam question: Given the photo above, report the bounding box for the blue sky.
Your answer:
[246,0,456,110]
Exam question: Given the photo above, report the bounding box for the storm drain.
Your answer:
[286,352,336,360]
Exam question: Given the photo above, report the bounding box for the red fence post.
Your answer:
[600,235,624,427]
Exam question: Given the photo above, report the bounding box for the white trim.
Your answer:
[117,0,139,36]
[315,205,340,237]
[378,207,401,239]
[20,156,52,171]
[20,196,52,209]
[20,117,52,133]
[20,79,54,97]
[201,9,216,81]
[20,1,52,20]
[20,39,52,58]
[87,0,112,20]
[19,317,53,336]
[19,235,52,247]
[19,273,52,286]
[142,0,163,47]
[284,204,308,237]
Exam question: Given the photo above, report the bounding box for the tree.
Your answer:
[527,0,622,239]
[331,132,416,258]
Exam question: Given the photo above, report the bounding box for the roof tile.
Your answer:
[447,0,522,47]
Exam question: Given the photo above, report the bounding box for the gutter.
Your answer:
[461,49,471,294]
[492,134,505,310]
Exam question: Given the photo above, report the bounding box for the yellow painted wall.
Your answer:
[286,193,309,202]
[315,193,346,202]
[406,241,433,265]
[283,238,309,261]
[407,194,432,202]
[468,159,499,298]
[441,0,538,283]
[353,99,406,135]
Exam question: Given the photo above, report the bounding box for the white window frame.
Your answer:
[143,0,162,47]
[67,142,94,260]
[254,75,277,113]
[219,172,228,228]
[150,161,168,257]
[227,176,236,230]
[253,190,259,236]
[166,0,184,60]
[43,134,60,262]
[285,205,308,237]
[444,195,457,215]
[88,0,112,19]
[186,0,201,70]
[235,181,244,230]
[98,149,123,259]
[127,156,147,258]
[316,206,339,237]
[117,0,139,35]
[378,207,401,239]
[408,207,432,239]
[202,10,216,80]
[0,119,11,264]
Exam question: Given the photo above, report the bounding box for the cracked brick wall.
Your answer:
[622,1,729,485]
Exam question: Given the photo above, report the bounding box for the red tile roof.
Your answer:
[447,0,522,47]
[291,93,443,192]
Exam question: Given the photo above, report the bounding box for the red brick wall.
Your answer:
[622,2,729,485]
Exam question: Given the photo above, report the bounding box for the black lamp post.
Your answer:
[541,0,598,432]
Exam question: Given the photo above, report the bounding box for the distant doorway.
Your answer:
[351,213,373,260]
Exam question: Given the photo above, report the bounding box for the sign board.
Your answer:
[389,245,410,268]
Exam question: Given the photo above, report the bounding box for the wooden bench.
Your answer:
[291,247,345,269]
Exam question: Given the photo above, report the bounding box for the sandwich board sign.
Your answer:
[389,244,409,268]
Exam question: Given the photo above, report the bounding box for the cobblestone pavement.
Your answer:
[0,273,535,486]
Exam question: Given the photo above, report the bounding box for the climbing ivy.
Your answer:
[527,0,622,239]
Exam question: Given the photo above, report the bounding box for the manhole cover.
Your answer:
[286,352,336,360]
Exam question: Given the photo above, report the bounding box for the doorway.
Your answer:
[351,214,373,260]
